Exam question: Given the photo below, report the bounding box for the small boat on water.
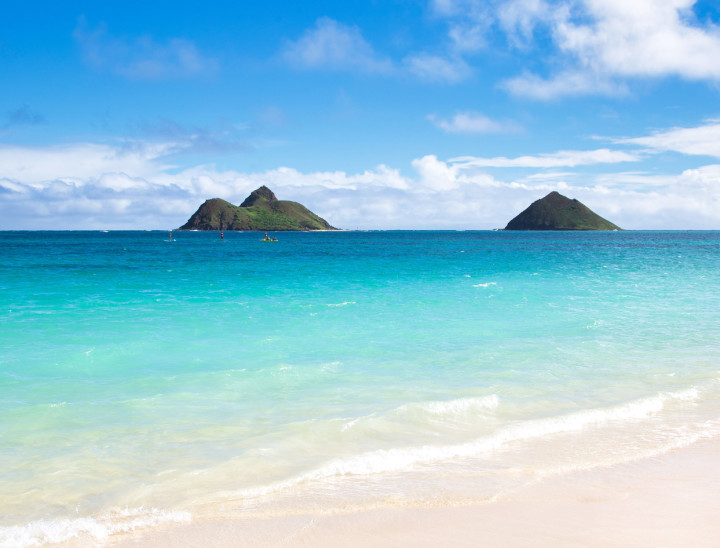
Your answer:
[261,232,278,242]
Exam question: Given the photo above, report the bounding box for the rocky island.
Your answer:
[505,191,621,231]
[179,186,337,231]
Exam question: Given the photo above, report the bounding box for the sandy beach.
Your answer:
[98,437,720,548]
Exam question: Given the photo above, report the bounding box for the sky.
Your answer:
[2,0,720,230]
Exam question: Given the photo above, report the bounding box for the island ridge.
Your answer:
[179,186,337,231]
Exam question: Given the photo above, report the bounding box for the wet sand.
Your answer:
[103,437,720,548]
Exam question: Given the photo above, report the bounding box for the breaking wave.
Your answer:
[0,507,191,548]
[230,386,710,501]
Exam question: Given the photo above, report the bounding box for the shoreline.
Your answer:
[101,437,720,548]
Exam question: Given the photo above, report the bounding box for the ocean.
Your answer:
[1,230,719,546]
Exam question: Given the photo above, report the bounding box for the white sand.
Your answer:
[100,437,720,548]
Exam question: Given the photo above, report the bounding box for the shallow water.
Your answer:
[1,230,719,546]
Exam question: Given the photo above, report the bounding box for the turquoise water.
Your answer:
[1,230,720,545]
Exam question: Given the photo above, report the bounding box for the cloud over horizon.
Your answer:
[2,124,719,230]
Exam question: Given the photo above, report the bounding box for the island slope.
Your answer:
[179,186,337,231]
[505,191,621,231]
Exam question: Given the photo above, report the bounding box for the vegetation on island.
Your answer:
[504,191,621,231]
[178,186,337,231]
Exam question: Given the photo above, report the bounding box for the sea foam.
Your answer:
[0,508,191,548]
[228,387,707,502]
[339,395,499,434]
[394,395,500,421]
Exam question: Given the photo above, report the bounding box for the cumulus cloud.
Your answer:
[1,129,719,230]
[429,0,720,98]
[412,154,461,191]
[0,140,413,229]
[274,1,720,93]
[427,111,521,133]
[282,17,393,74]
[573,166,720,229]
[0,142,176,184]
[553,0,720,80]
[514,0,720,98]
[74,18,218,80]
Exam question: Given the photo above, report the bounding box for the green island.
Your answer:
[504,191,621,231]
[179,186,337,231]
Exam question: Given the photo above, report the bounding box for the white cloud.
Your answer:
[412,154,461,191]
[430,0,465,17]
[272,1,720,97]
[73,18,218,80]
[554,0,720,80]
[431,0,720,98]
[502,69,629,100]
[1,136,719,230]
[509,0,720,98]
[614,120,720,158]
[448,23,488,53]
[0,142,176,184]
[282,15,477,83]
[450,148,641,168]
[403,52,471,83]
[569,166,720,229]
[282,17,393,74]
[428,111,520,133]
[497,0,553,47]
[0,141,412,229]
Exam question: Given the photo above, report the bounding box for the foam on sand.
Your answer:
[0,508,190,548]
[211,386,716,505]
[109,438,720,548]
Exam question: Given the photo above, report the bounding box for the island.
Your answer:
[504,191,621,231]
[178,186,337,231]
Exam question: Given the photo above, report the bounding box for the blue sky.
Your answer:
[2,0,720,229]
